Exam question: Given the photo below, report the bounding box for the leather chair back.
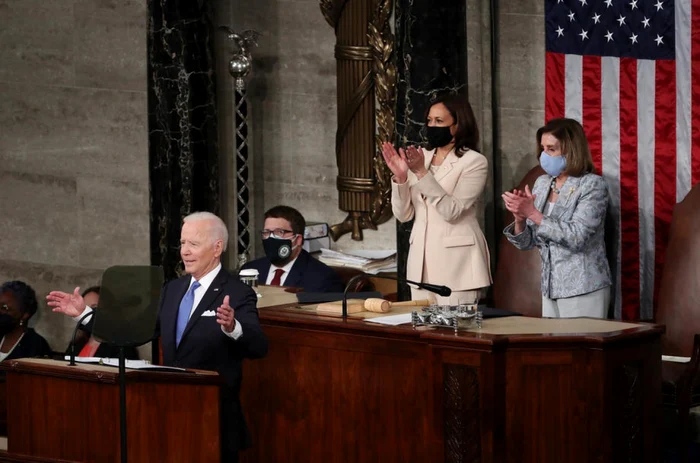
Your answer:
[492,166,545,316]
[656,183,700,356]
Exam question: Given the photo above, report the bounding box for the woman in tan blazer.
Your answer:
[381,94,492,305]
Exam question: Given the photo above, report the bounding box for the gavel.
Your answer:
[363,298,431,313]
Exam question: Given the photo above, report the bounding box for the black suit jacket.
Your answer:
[157,268,268,454]
[242,249,345,293]
[0,329,52,379]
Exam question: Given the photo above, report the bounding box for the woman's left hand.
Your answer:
[404,145,428,178]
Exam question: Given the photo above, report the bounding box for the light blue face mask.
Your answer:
[539,151,567,177]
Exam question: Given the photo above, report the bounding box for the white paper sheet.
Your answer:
[662,355,691,363]
[364,313,412,326]
[63,356,187,371]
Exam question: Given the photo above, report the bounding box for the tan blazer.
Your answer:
[392,148,492,291]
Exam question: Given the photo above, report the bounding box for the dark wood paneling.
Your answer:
[241,327,432,463]
[0,452,79,462]
[239,310,662,463]
[7,373,120,461]
[3,361,221,463]
[126,383,220,462]
[443,364,481,463]
[506,351,582,462]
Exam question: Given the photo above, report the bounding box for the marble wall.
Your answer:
[0,1,150,352]
[0,0,544,351]
[496,1,546,196]
[215,0,546,263]
[214,0,396,267]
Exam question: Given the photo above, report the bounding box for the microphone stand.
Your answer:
[67,308,129,463]
[118,345,127,463]
[341,273,452,318]
[68,310,95,366]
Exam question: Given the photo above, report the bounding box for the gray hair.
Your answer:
[183,212,229,252]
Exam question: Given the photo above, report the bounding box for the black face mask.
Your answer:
[0,313,19,336]
[263,237,294,265]
[425,126,454,148]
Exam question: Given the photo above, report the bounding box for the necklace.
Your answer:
[550,178,562,194]
[432,151,448,163]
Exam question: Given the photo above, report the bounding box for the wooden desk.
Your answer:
[241,290,663,463]
[1,359,222,463]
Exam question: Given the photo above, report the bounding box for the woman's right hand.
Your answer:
[381,142,409,184]
[502,189,529,223]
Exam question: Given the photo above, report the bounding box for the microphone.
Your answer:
[341,273,452,318]
[68,309,95,366]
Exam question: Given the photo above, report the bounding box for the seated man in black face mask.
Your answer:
[241,205,345,293]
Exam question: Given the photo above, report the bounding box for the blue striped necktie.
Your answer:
[176,281,200,346]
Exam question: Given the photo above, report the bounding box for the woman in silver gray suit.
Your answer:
[502,118,611,318]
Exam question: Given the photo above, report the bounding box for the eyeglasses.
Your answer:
[261,229,295,239]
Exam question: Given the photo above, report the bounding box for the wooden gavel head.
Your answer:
[364,298,391,313]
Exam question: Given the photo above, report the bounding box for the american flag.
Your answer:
[545,0,696,320]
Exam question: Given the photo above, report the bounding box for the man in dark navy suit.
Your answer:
[48,212,267,462]
[241,205,344,293]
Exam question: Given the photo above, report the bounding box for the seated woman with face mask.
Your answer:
[240,205,345,293]
[64,286,139,359]
[502,118,612,318]
[0,281,52,363]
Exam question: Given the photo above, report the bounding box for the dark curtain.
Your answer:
[394,0,468,299]
[147,0,220,281]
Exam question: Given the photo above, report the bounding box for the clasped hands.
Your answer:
[381,142,428,183]
[47,287,238,333]
[502,185,542,224]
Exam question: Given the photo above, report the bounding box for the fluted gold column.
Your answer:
[321,0,396,240]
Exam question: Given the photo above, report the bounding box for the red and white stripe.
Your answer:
[544,0,697,321]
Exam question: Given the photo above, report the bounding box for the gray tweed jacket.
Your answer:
[503,173,612,299]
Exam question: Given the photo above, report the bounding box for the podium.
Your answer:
[1,359,222,463]
[242,289,664,463]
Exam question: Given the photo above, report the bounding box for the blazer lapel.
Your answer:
[423,148,434,169]
[179,269,227,346]
[258,263,270,285]
[534,176,551,213]
[550,175,582,218]
[284,252,308,288]
[432,149,457,183]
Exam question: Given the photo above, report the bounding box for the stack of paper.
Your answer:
[319,249,397,274]
[63,356,187,371]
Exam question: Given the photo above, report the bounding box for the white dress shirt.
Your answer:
[186,263,243,339]
[265,256,299,286]
[74,262,243,340]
